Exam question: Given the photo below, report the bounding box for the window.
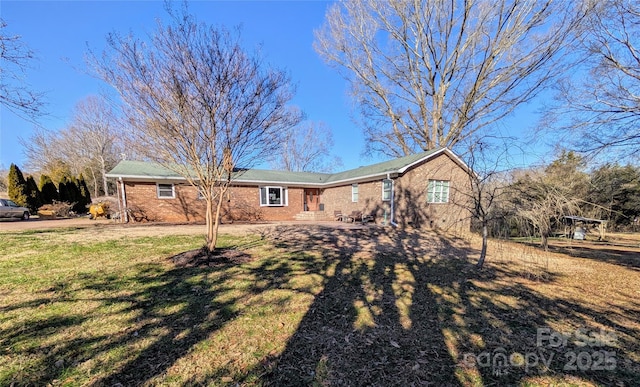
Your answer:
[260,186,287,206]
[427,180,449,203]
[351,184,359,202]
[157,183,175,199]
[382,179,392,201]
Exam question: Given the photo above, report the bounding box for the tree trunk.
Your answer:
[205,197,215,252]
[541,232,549,251]
[89,167,99,198]
[100,156,110,196]
[212,190,226,250]
[477,221,488,269]
[204,187,227,253]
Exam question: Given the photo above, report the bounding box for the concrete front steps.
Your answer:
[294,211,332,221]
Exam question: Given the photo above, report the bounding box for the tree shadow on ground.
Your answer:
[0,236,313,386]
[3,224,637,386]
[548,243,640,271]
[242,224,639,386]
[0,260,239,386]
[239,225,473,385]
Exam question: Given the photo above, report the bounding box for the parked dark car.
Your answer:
[0,199,30,220]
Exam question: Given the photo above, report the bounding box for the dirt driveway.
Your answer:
[0,217,109,231]
[0,217,372,239]
[7,217,637,263]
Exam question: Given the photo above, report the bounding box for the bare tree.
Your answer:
[65,95,122,197]
[22,128,89,193]
[0,19,45,119]
[268,121,342,172]
[458,140,514,268]
[314,0,587,157]
[0,165,7,193]
[21,128,64,174]
[509,152,587,250]
[510,172,580,250]
[92,8,300,252]
[544,0,640,160]
[20,96,122,199]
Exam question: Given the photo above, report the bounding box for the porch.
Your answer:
[294,210,332,221]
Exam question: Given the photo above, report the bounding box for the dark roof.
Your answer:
[106,147,469,186]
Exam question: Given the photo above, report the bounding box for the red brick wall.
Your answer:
[320,152,471,231]
[393,152,471,232]
[124,182,305,223]
[320,180,391,222]
[122,152,471,230]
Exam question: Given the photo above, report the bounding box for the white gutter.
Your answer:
[116,180,122,223]
[119,177,128,223]
[387,173,398,227]
[106,171,401,188]
[105,174,187,181]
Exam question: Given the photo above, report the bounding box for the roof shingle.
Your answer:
[106,148,456,186]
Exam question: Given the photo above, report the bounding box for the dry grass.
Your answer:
[0,224,638,386]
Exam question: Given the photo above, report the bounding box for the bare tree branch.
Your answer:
[90,7,301,251]
[20,127,61,173]
[65,95,123,197]
[0,19,46,120]
[509,151,587,250]
[455,137,518,268]
[20,95,123,197]
[315,0,586,157]
[543,0,640,161]
[268,121,342,172]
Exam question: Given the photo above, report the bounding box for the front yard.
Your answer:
[0,224,638,386]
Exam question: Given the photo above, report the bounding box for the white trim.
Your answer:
[234,174,392,187]
[397,148,447,174]
[119,177,128,223]
[382,179,393,201]
[157,183,175,199]
[397,147,475,177]
[105,173,187,181]
[259,186,287,206]
[389,174,397,226]
[351,183,359,202]
[427,180,450,203]
[235,179,326,186]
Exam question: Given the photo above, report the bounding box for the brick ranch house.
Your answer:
[105,147,472,231]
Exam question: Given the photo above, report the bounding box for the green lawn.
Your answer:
[1,225,638,386]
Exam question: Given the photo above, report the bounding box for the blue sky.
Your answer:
[0,0,549,172]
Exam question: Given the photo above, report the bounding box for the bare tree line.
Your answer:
[7,0,639,257]
[468,150,639,256]
[20,95,123,198]
[8,0,638,174]
[268,121,342,173]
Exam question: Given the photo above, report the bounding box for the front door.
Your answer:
[304,188,320,211]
